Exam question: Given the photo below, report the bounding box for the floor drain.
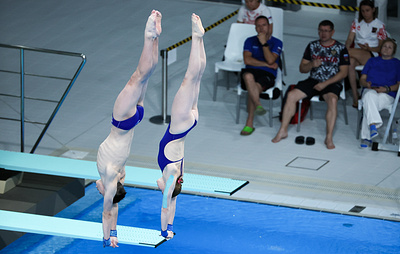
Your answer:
[349,205,366,213]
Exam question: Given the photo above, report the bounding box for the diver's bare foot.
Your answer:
[325,137,335,149]
[192,13,204,38]
[145,10,162,40]
[271,131,288,143]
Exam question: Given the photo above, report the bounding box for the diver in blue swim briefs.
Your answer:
[156,13,206,240]
[96,10,162,248]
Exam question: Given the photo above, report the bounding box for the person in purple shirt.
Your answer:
[359,38,400,148]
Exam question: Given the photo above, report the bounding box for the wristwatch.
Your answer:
[262,42,269,47]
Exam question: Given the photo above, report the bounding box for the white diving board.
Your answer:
[0,150,248,196]
[0,210,166,247]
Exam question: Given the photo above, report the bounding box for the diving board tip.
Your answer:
[0,210,166,248]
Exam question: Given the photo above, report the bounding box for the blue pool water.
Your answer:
[2,183,399,254]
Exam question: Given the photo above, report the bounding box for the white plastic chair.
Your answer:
[213,23,256,101]
[296,81,348,132]
[236,7,285,127]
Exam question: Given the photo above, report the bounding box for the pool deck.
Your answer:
[0,0,399,222]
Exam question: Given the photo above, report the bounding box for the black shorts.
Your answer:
[240,68,275,91]
[296,78,342,100]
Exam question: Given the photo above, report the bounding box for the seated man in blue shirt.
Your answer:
[240,15,282,136]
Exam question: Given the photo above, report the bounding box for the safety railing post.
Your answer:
[20,48,25,152]
[150,49,171,125]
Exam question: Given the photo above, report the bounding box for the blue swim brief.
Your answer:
[111,105,144,130]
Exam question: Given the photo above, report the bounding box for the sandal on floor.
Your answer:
[240,126,255,136]
[306,137,315,145]
[295,136,305,144]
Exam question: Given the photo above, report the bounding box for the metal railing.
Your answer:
[0,43,86,153]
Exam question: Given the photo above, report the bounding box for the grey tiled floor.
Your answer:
[0,0,399,221]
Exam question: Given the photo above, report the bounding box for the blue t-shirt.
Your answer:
[361,56,400,98]
[243,35,282,77]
